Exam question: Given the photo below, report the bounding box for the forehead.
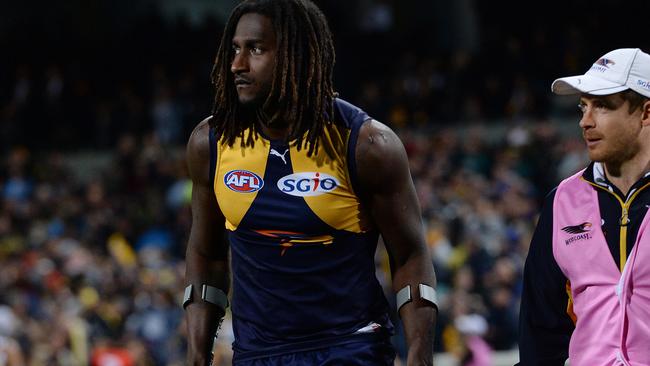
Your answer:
[233,13,275,43]
[580,93,624,103]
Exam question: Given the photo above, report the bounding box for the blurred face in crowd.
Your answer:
[231,13,277,107]
[578,93,645,164]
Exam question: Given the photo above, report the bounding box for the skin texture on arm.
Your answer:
[184,118,230,366]
[356,119,438,366]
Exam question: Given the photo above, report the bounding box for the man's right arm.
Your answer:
[518,188,574,366]
[185,118,229,366]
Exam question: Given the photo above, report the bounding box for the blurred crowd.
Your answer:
[400,123,586,362]
[0,137,191,365]
[2,0,649,365]
[0,120,590,366]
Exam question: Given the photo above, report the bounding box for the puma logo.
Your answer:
[270,148,289,164]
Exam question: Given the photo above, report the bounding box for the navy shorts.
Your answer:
[233,338,396,366]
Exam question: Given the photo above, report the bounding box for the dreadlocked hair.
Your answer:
[210,0,337,156]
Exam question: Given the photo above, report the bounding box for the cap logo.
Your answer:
[595,58,615,68]
[589,58,616,73]
[638,79,650,91]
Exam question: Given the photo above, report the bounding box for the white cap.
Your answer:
[551,48,650,98]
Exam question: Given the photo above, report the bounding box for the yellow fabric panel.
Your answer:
[252,229,335,256]
[290,124,370,233]
[565,280,577,325]
[215,134,270,230]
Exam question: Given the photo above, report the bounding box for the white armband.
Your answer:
[396,284,438,315]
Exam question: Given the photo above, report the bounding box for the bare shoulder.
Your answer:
[356,119,404,156]
[187,116,212,159]
[186,116,213,185]
[356,119,410,192]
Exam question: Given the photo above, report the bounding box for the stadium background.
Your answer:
[1,0,650,365]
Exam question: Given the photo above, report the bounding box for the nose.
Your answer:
[231,51,248,74]
[579,106,595,130]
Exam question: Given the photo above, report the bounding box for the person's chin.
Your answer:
[588,150,608,163]
[237,93,262,108]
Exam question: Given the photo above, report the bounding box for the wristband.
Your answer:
[182,284,229,313]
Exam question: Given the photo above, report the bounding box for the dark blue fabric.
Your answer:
[234,336,395,366]
[336,98,370,199]
[228,98,392,359]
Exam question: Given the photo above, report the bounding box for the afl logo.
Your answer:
[224,170,264,193]
[277,172,339,197]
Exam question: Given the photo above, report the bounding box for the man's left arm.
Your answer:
[356,119,437,366]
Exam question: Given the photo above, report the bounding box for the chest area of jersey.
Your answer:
[553,185,650,284]
[215,140,362,233]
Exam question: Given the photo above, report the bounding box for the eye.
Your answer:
[232,45,241,55]
[577,103,586,114]
[251,47,262,55]
[593,100,608,110]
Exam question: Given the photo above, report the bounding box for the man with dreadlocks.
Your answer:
[183,0,438,365]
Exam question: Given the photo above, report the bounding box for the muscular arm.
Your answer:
[356,120,437,366]
[518,188,574,366]
[185,118,230,366]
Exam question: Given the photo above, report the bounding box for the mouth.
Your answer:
[234,77,252,87]
[584,136,601,147]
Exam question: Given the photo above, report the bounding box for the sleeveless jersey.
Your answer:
[211,99,393,360]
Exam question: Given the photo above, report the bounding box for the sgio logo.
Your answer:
[277,172,339,197]
[224,170,264,193]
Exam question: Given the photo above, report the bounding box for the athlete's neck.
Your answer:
[604,149,650,197]
[259,123,291,141]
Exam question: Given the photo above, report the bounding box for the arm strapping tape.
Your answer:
[396,284,438,314]
[182,284,229,313]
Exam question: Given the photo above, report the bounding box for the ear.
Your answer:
[642,100,650,127]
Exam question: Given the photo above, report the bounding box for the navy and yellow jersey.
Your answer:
[210,99,393,360]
